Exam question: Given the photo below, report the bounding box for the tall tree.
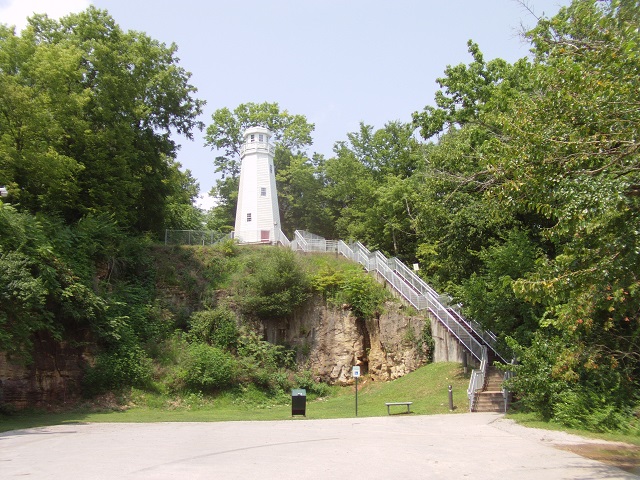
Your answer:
[276,151,334,238]
[322,121,423,258]
[412,0,640,428]
[492,0,640,426]
[0,8,205,235]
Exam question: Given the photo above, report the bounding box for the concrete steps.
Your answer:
[485,367,503,391]
[474,391,505,413]
[473,367,506,413]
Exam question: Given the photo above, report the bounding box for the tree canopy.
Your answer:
[411,0,640,429]
[0,7,204,235]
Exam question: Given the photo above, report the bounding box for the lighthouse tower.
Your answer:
[234,126,281,243]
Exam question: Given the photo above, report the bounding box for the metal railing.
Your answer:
[273,229,290,248]
[467,346,488,412]
[293,230,338,253]
[232,228,513,410]
[240,141,275,156]
[164,229,228,246]
[502,368,514,413]
[172,227,513,409]
[291,231,495,363]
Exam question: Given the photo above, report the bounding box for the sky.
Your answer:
[1,0,571,208]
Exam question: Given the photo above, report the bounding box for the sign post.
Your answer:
[352,366,360,417]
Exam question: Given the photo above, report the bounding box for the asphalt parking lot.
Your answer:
[0,412,636,479]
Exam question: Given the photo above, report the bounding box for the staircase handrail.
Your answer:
[274,229,290,248]
[391,259,506,362]
[289,231,502,363]
[293,230,310,251]
[346,243,486,360]
[467,346,488,412]
[390,257,440,299]
[502,370,514,414]
[337,240,353,259]
[446,308,508,364]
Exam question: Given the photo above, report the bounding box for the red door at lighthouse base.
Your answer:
[260,230,270,243]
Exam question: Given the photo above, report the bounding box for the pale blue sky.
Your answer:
[2,0,571,207]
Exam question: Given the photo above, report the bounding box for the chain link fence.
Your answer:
[164,230,230,246]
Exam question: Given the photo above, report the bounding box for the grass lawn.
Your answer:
[507,412,640,447]
[0,362,469,433]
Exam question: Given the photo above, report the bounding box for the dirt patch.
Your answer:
[557,443,640,475]
[493,418,640,475]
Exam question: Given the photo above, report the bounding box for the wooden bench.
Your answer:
[385,402,413,415]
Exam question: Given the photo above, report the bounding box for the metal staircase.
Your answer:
[290,230,508,365]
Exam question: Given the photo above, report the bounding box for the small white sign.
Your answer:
[413,263,420,271]
[352,366,360,378]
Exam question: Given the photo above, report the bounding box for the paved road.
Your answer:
[0,413,636,479]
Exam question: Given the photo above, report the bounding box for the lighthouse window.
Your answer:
[259,134,263,142]
[247,213,252,222]
[250,134,255,142]
[260,187,266,197]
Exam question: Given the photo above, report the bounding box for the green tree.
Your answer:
[164,159,203,231]
[0,8,205,235]
[412,0,640,427]
[235,248,309,319]
[494,0,640,424]
[276,151,334,238]
[322,121,422,258]
[0,203,111,360]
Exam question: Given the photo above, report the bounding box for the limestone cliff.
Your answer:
[260,295,458,385]
[0,331,92,409]
[1,295,468,408]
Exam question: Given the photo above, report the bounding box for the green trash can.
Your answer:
[291,388,306,416]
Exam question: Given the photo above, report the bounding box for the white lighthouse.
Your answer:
[234,126,281,243]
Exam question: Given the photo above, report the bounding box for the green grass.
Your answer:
[507,412,640,446]
[0,362,469,433]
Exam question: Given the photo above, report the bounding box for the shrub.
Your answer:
[553,389,630,433]
[178,343,237,393]
[312,265,389,319]
[188,306,239,350]
[236,248,309,319]
[505,333,634,431]
[84,344,152,395]
[237,330,295,371]
[294,370,330,397]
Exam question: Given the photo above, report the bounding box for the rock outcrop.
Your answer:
[261,296,435,385]
[1,295,468,408]
[0,331,92,409]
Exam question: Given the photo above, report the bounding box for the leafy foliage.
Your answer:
[0,7,204,235]
[234,248,310,319]
[505,332,634,432]
[176,343,237,393]
[83,344,153,396]
[2,1,639,432]
[311,263,389,320]
[411,0,640,429]
[188,306,239,350]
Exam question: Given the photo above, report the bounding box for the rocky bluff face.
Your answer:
[259,296,466,385]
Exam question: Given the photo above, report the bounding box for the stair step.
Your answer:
[474,404,505,413]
